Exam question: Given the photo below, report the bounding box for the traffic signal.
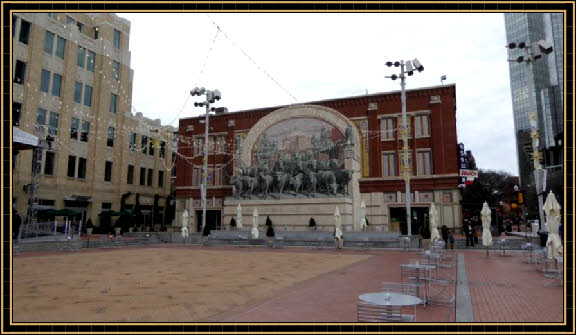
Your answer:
[518,192,523,204]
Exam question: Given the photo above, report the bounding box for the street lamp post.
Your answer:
[190,87,222,235]
[385,59,424,236]
[506,40,553,233]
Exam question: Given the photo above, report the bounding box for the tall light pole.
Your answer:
[385,59,424,236]
[506,39,553,232]
[190,87,222,235]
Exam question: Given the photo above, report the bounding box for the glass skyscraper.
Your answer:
[504,13,563,192]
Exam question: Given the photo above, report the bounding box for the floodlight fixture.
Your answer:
[412,58,424,72]
[394,61,400,67]
[386,61,393,67]
[405,60,414,76]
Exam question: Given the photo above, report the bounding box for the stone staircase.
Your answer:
[13,239,82,253]
[81,236,162,249]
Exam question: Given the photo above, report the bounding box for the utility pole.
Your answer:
[506,39,553,232]
[385,59,424,236]
[190,87,222,235]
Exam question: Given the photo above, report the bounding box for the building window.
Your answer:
[194,138,203,156]
[55,36,66,59]
[127,165,134,185]
[141,135,148,154]
[40,69,51,92]
[44,152,55,175]
[70,117,79,140]
[51,73,62,97]
[102,202,112,210]
[193,167,201,186]
[47,13,53,19]
[14,60,26,84]
[86,50,95,72]
[44,31,55,54]
[414,114,430,137]
[66,15,75,25]
[107,126,114,147]
[93,26,99,39]
[12,15,17,37]
[83,85,92,107]
[48,111,58,135]
[158,170,164,188]
[160,141,166,158]
[381,118,395,140]
[109,93,117,114]
[148,138,155,156]
[19,19,30,44]
[74,82,82,103]
[36,108,46,132]
[104,161,112,182]
[77,47,86,68]
[78,157,86,179]
[81,121,90,142]
[112,61,120,81]
[113,29,121,49]
[36,110,58,136]
[76,21,84,32]
[215,167,222,185]
[129,133,136,151]
[417,151,432,176]
[139,167,146,185]
[382,152,396,177]
[13,102,22,126]
[147,168,153,186]
[67,155,76,177]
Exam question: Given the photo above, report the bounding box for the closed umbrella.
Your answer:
[251,208,259,239]
[429,203,441,243]
[481,202,493,257]
[181,209,189,238]
[237,204,243,229]
[543,191,562,260]
[360,201,367,231]
[334,207,343,248]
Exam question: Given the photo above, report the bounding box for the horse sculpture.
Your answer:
[259,172,274,198]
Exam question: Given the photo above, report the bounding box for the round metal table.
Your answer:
[359,292,422,306]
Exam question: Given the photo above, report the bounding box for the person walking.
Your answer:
[441,225,449,249]
[12,209,22,240]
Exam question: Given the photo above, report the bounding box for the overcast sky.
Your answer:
[117,13,517,175]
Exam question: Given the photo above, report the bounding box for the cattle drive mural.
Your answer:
[231,118,355,199]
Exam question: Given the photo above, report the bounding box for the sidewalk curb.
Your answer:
[455,253,475,322]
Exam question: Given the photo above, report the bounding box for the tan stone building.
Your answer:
[12,12,176,231]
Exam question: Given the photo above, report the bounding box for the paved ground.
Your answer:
[12,245,563,323]
[463,250,564,322]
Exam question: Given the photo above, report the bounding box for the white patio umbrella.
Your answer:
[429,203,441,243]
[360,201,368,231]
[544,191,562,260]
[251,208,259,239]
[181,209,189,238]
[481,202,493,256]
[334,207,343,241]
[236,204,243,229]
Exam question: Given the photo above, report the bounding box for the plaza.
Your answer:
[13,245,563,323]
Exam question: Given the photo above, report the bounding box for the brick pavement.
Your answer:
[218,248,453,322]
[463,250,564,322]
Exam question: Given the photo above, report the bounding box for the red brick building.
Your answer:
[175,84,461,234]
